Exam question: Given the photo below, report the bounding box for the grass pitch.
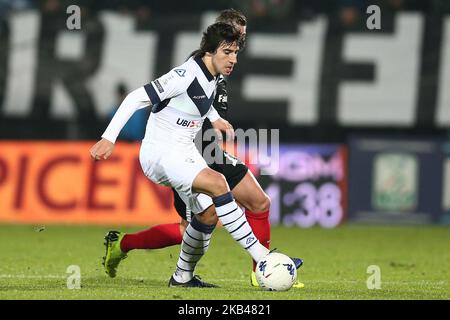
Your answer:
[0,224,449,300]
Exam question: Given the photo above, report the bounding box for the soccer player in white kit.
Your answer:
[90,22,270,287]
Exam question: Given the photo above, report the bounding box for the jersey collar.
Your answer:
[194,55,215,82]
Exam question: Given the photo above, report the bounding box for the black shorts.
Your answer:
[172,150,248,220]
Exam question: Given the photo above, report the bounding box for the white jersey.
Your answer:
[102,56,220,146]
[101,55,222,214]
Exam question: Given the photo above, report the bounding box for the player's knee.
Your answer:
[196,207,219,225]
[248,193,271,213]
[208,172,229,196]
[203,213,218,225]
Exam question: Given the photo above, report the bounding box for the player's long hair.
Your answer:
[215,8,247,49]
[188,9,247,59]
[195,22,243,58]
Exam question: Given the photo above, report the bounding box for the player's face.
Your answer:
[212,42,239,76]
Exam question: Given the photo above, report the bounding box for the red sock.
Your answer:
[120,223,182,252]
[245,209,270,271]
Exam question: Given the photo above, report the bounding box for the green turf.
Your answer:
[0,224,449,300]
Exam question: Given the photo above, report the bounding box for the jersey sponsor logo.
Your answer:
[154,80,164,93]
[192,95,206,99]
[176,118,201,128]
[174,69,186,77]
[189,120,200,128]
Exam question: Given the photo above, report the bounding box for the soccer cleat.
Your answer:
[168,275,219,288]
[291,257,303,270]
[250,271,259,287]
[290,257,305,288]
[292,280,305,289]
[268,248,303,270]
[102,230,127,278]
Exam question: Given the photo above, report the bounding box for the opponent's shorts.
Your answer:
[172,150,249,220]
[140,142,214,215]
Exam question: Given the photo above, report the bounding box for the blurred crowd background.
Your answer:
[0,0,449,141]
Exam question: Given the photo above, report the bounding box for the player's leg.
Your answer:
[213,151,271,273]
[102,189,188,278]
[119,221,185,252]
[170,204,218,287]
[120,189,188,252]
[230,170,271,273]
[192,168,270,264]
[221,152,304,288]
[102,218,187,278]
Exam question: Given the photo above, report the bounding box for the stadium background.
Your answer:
[1,0,449,227]
[0,0,450,301]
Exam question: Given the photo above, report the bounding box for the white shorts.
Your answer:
[139,142,214,215]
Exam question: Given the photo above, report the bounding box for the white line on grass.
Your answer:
[0,275,446,286]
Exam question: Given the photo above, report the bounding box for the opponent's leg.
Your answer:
[102,188,190,277]
[169,168,269,287]
[102,220,186,278]
[120,222,184,252]
[120,188,188,252]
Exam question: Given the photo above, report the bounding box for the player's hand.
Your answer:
[211,117,235,141]
[89,138,115,161]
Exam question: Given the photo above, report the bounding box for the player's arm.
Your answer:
[90,87,152,160]
[90,66,192,161]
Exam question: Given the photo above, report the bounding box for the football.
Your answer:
[255,252,297,291]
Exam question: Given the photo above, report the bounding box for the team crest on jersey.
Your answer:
[174,69,186,77]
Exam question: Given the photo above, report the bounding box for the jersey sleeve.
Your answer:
[207,107,220,122]
[143,67,193,104]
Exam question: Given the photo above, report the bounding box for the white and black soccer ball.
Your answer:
[255,252,297,291]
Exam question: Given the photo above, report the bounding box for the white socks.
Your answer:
[173,216,215,283]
